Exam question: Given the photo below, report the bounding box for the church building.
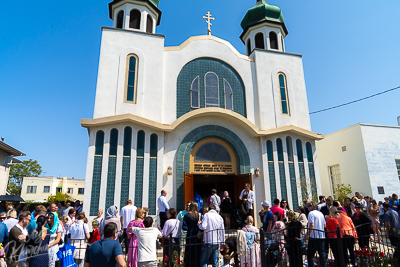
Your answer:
[81,0,324,222]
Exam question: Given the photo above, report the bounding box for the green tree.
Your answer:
[47,192,74,203]
[7,159,42,196]
[335,183,353,205]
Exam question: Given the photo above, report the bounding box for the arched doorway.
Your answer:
[176,125,251,210]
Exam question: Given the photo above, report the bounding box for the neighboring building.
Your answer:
[81,0,324,221]
[21,176,85,202]
[317,122,400,201]
[0,139,25,195]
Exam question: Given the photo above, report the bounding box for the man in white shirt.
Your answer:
[157,190,170,229]
[4,213,18,233]
[306,201,327,267]
[239,183,254,215]
[198,204,225,267]
[317,195,326,210]
[120,200,137,252]
[210,189,221,213]
[130,217,163,267]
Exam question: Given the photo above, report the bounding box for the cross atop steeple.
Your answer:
[203,11,215,36]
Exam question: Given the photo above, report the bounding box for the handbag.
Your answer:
[160,220,178,246]
[56,238,78,267]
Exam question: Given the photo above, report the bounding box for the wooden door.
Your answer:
[234,173,253,209]
[184,172,194,208]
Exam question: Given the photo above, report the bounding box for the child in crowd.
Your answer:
[378,201,385,228]
[90,220,101,243]
[221,254,234,267]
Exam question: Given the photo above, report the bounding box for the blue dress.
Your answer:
[28,231,50,267]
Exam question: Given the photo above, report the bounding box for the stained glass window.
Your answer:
[127,55,138,102]
[279,74,289,115]
[190,76,199,108]
[195,142,231,162]
[224,79,233,110]
[205,72,219,107]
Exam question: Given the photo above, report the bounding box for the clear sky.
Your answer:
[1,0,399,179]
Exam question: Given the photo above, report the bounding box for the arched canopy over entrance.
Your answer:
[176,125,251,210]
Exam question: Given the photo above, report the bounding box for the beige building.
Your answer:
[316,122,400,201]
[21,176,85,202]
[0,139,25,195]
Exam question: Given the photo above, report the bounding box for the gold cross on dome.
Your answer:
[203,11,215,36]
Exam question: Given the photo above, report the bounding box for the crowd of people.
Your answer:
[0,188,399,267]
[260,193,400,267]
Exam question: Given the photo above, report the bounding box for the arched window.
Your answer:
[116,11,124,29]
[306,142,313,163]
[123,127,132,157]
[137,130,145,157]
[126,54,138,103]
[95,131,105,155]
[267,140,274,162]
[224,79,233,110]
[129,9,141,29]
[296,139,304,162]
[269,31,278,50]
[195,142,231,162]
[278,73,289,115]
[255,33,265,49]
[150,134,158,158]
[286,137,293,162]
[109,129,118,156]
[277,138,284,162]
[146,15,153,33]
[205,72,219,107]
[190,76,199,108]
[247,39,251,56]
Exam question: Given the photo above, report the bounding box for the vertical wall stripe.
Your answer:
[148,158,157,215]
[134,158,144,207]
[288,163,298,209]
[105,156,117,209]
[120,157,131,208]
[268,162,277,201]
[90,156,103,216]
[278,163,287,200]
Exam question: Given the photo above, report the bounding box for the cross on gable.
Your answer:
[203,11,215,36]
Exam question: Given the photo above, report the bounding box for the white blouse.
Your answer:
[161,219,181,238]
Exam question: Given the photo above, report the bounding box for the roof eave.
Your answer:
[0,142,26,157]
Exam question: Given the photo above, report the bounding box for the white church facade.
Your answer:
[81,0,324,222]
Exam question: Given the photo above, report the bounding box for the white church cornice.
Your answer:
[81,108,323,140]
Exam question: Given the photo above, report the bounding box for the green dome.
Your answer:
[241,0,286,32]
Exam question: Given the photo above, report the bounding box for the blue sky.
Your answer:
[1,0,399,179]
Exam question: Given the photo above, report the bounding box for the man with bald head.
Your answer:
[157,190,170,229]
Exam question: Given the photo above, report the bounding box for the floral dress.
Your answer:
[271,221,286,255]
[240,226,261,267]
[126,220,145,267]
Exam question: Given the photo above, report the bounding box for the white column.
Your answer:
[260,137,270,203]
[140,11,147,32]
[141,132,151,208]
[129,127,138,201]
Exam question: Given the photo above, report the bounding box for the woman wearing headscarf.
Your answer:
[99,206,121,239]
[28,215,49,267]
[240,216,261,267]
[285,210,302,267]
[46,212,62,267]
[220,191,233,229]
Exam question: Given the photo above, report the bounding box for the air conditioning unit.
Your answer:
[4,157,12,165]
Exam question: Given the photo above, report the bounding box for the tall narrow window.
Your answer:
[149,134,158,215]
[126,55,138,103]
[146,15,153,33]
[277,139,284,162]
[205,72,219,107]
[296,139,303,162]
[129,9,141,29]
[116,10,124,29]
[135,130,145,207]
[277,138,288,200]
[90,130,105,216]
[121,127,132,207]
[95,131,105,156]
[286,137,293,162]
[105,129,118,209]
[123,127,132,157]
[286,136,298,209]
[269,31,278,50]
[267,140,277,201]
[255,33,265,49]
[306,142,313,163]
[247,39,251,56]
[278,73,289,115]
[223,79,233,110]
[190,76,200,108]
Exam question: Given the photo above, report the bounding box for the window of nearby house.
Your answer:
[78,188,84,195]
[67,188,73,194]
[27,186,37,194]
[396,159,400,181]
[43,186,50,193]
[56,187,62,193]
[328,164,341,197]
[377,186,385,194]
